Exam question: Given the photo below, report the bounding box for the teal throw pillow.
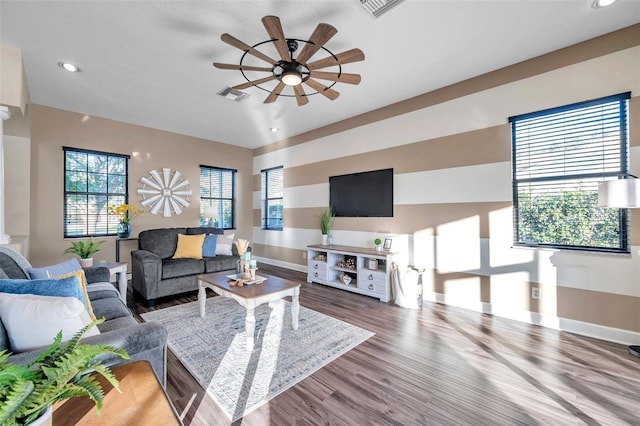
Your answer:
[0,276,90,313]
[202,234,218,257]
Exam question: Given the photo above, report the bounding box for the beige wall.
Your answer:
[5,135,30,237]
[29,105,253,267]
[252,24,640,344]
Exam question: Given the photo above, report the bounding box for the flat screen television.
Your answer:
[329,168,393,217]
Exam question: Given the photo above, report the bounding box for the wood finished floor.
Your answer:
[129,264,640,426]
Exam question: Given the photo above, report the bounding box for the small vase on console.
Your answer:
[117,222,131,238]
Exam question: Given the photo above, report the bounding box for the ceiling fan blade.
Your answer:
[213,62,272,72]
[293,84,309,106]
[221,33,277,65]
[305,79,340,101]
[262,15,290,62]
[307,48,365,71]
[264,82,287,104]
[232,75,276,90]
[296,23,338,64]
[309,71,361,85]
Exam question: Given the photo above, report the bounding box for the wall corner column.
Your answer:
[0,105,12,244]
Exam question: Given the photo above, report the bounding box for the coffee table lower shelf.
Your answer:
[198,271,301,350]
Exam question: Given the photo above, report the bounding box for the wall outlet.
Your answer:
[302,251,307,259]
[531,287,540,299]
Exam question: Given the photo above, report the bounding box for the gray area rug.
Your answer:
[141,297,374,422]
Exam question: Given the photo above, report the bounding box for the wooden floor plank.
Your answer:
[128,263,640,425]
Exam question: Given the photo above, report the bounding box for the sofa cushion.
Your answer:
[86,282,120,301]
[0,276,92,314]
[162,258,205,279]
[0,292,100,352]
[97,315,138,333]
[204,255,239,274]
[173,233,206,260]
[91,297,131,321]
[202,234,218,257]
[139,228,186,259]
[27,258,82,279]
[216,233,234,256]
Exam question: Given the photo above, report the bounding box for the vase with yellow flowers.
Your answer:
[108,203,143,238]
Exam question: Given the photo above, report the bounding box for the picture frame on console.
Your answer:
[383,237,392,251]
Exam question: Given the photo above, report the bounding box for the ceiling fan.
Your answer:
[213,15,365,106]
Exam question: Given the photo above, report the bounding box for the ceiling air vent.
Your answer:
[360,0,403,17]
[217,86,250,102]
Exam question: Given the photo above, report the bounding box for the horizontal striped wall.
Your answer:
[252,31,640,345]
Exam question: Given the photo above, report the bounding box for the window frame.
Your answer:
[63,147,130,238]
[261,166,284,231]
[509,92,631,253]
[199,165,236,230]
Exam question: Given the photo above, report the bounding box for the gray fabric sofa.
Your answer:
[0,246,168,385]
[131,227,244,306]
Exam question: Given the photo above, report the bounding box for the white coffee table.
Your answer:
[198,271,301,349]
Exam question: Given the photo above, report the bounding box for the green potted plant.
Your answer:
[0,319,129,425]
[374,238,383,251]
[318,207,335,245]
[63,239,106,268]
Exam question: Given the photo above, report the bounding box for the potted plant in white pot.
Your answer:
[374,238,383,251]
[0,319,129,425]
[63,239,105,268]
[319,207,335,245]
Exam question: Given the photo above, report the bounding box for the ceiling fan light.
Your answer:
[281,70,302,86]
[58,61,80,73]
[591,0,617,8]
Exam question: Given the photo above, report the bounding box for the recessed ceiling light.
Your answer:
[58,62,80,73]
[270,127,279,133]
[591,0,617,8]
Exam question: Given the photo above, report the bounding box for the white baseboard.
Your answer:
[254,257,307,274]
[262,263,640,346]
[558,318,640,346]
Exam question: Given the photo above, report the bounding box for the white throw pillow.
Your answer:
[0,292,100,352]
[215,233,235,256]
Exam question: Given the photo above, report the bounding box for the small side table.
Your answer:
[95,261,128,303]
[53,360,181,425]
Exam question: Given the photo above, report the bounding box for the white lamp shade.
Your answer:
[598,179,640,208]
[204,206,218,219]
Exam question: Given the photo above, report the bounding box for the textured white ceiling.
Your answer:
[1,0,638,148]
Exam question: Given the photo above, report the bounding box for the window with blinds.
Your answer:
[261,166,283,230]
[510,92,630,253]
[200,166,236,229]
[64,147,129,237]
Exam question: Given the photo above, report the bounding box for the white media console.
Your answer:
[307,244,396,302]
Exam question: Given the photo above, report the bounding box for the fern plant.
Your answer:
[63,239,105,259]
[0,319,129,425]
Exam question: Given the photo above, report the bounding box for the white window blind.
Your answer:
[510,92,630,252]
[64,147,129,238]
[261,166,283,230]
[200,166,236,229]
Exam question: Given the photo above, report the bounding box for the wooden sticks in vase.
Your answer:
[234,238,249,257]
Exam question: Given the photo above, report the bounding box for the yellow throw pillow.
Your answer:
[55,269,96,321]
[173,233,206,260]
